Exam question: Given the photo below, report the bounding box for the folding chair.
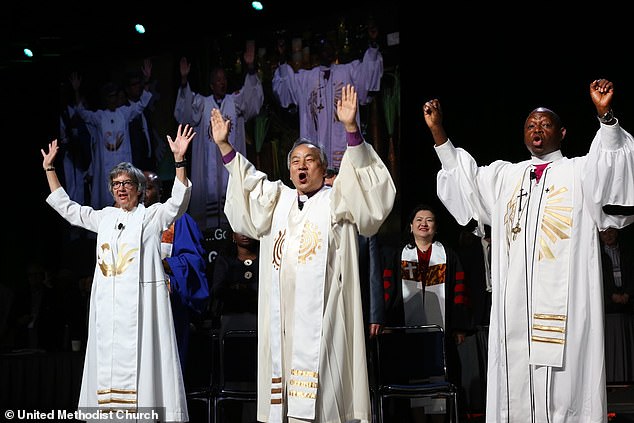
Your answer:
[212,328,258,422]
[373,324,460,423]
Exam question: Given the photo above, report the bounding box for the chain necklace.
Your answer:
[511,167,533,241]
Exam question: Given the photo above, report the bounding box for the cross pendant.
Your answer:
[512,225,521,240]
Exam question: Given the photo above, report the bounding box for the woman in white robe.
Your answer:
[41,124,195,423]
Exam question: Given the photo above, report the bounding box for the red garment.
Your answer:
[533,163,550,183]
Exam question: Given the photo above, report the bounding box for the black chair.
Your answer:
[212,328,258,422]
[185,328,218,423]
[373,324,460,423]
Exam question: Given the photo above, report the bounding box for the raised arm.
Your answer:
[590,78,615,124]
[423,99,449,147]
[179,57,191,88]
[210,108,234,157]
[167,124,195,186]
[336,84,359,133]
[41,139,62,192]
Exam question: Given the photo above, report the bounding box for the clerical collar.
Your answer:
[297,185,326,210]
[530,150,563,164]
[298,194,308,210]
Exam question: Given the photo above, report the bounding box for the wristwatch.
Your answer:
[598,109,614,124]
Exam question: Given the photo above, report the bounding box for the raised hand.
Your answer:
[590,78,614,113]
[423,99,449,147]
[423,99,443,129]
[210,108,231,144]
[40,139,59,169]
[167,124,195,160]
[69,72,81,92]
[336,84,358,132]
[141,58,152,81]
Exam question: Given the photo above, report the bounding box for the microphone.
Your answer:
[118,223,124,230]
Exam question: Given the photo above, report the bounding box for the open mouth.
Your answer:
[298,172,308,184]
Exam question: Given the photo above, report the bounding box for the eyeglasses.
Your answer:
[111,180,136,190]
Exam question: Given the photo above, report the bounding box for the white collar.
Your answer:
[530,150,563,165]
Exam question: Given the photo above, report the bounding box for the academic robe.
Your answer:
[223,141,395,423]
[174,73,263,231]
[46,178,191,423]
[434,121,634,422]
[272,46,383,170]
[382,241,470,387]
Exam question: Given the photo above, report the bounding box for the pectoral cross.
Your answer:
[517,187,528,203]
[512,188,528,240]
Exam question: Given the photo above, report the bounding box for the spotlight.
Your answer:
[135,24,146,34]
[23,48,33,58]
[251,1,263,10]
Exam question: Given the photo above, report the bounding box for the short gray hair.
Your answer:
[286,137,328,170]
[108,162,147,204]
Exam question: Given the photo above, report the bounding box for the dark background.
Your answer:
[3,3,634,272]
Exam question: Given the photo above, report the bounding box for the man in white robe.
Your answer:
[423,79,634,422]
[210,84,396,423]
[174,42,263,232]
[272,27,383,171]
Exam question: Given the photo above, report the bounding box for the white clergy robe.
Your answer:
[174,73,263,231]
[272,46,383,170]
[224,141,396,423]
[76,90,152,211]
[46,178,191,423]
[435,121,634,423]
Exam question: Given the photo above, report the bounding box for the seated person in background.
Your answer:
[210,231,260,330]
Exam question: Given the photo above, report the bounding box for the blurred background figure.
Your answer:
[272,20,383,170]
[324,167,339,187]
[174,41,264,231]
[600,227,634,384]
[125,59,163,173]
[210,230,260,330]
[70,60,153,210]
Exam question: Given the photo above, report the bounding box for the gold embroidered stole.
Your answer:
[269,189,330,421]
[94,207,143,408]
[528,161,573,367]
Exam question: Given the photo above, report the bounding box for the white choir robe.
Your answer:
[46,178,191,423]
[224,142,396,423]
[434,120,634,423]
[272,46,383,170]
[77,90,153,210]
[174,73,263,231]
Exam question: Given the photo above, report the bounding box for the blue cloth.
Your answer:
[165,213,209,371]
